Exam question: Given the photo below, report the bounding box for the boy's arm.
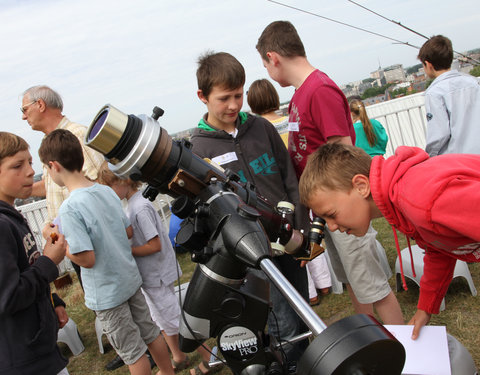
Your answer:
[424,93,450,156]
[126,225,133,239]
[130,205,164,256]
[310,86,354,143]
[31,179,46,197]
[418,249,456,314]
[66,247,95,268]
[0,228,61,315]
[132,235,162,256]
[408,249,456,339]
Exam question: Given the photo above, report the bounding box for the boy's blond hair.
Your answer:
[196,51,245,98]
[97,161,142,190]
[0,132,29,165]
[299,143,372,205]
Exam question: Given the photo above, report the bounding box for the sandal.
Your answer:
[172,355,190,372]
[190,360,224,375]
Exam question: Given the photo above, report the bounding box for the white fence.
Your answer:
[367,92,427,157]
[17,199,49,253]
[17,193,172,253]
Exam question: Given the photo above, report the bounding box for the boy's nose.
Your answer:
[325,218,338,231]
[228,99,240,110]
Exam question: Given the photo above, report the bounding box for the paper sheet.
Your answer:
[384,325,451,375]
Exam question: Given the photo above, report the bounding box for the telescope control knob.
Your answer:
[271,242,285,256]
[237,203,261,220]
[151,106,164,120]
[277,201,295,215]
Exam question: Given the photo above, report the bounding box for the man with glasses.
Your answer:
[22,85,104,288]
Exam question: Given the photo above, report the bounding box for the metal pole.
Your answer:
[260,258,327,336]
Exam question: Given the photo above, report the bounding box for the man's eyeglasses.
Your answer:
[21,100,37,114]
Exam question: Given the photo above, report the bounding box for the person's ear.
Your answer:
[266,51,280,66]
[37,99,46,113]
[351,174,371,198]
[49,160,61,172]
[424,60,435,71]
[197,90,208,104]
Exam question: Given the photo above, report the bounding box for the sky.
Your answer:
[1,0,479,171]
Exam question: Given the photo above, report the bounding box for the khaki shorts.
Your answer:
[96,288,161,365]
[324,224,391,304]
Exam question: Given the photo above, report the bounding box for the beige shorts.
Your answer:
[324,224,391,304]
[96,288,161,365]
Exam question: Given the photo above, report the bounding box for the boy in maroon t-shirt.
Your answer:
[256,21,404,325]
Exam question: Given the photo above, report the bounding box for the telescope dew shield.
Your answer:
[86,104,172,182]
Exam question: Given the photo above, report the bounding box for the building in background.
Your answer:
[383,64,406,83]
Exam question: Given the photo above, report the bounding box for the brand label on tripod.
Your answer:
[219,326,259,359]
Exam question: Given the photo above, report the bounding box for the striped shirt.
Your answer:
[42,117,105,221]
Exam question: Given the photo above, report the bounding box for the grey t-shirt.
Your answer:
[127,191,180,287]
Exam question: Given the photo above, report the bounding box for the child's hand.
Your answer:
[55,305,69,328]
[43,232,67,265]
[42,222,55,240]
[407,309,431,340]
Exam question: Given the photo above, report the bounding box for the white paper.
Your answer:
[384,325,451,375]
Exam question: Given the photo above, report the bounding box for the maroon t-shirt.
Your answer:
[288,69,355,178]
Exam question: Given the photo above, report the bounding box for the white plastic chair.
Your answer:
[395,245,477,311]
[57,318,85,356]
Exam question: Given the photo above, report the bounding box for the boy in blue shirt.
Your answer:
[38,129,174,375]
[418,35,480,156]
[98,164,222,375]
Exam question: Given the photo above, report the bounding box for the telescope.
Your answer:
[86,104,405,374]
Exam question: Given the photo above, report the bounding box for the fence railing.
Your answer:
[17,193,173,274]
[366,92,427,157]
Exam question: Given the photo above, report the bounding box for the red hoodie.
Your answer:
[370,146,480,314]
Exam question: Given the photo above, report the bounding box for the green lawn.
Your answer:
[55,217,479,374]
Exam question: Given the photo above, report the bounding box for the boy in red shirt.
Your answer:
[299,143,480,340]
[256,20,403,325]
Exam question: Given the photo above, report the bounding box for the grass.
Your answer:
[54,217,479,374]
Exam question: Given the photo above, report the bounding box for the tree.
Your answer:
[406,63,423,75]
[361,83,393,100]
[470,65,480,77]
